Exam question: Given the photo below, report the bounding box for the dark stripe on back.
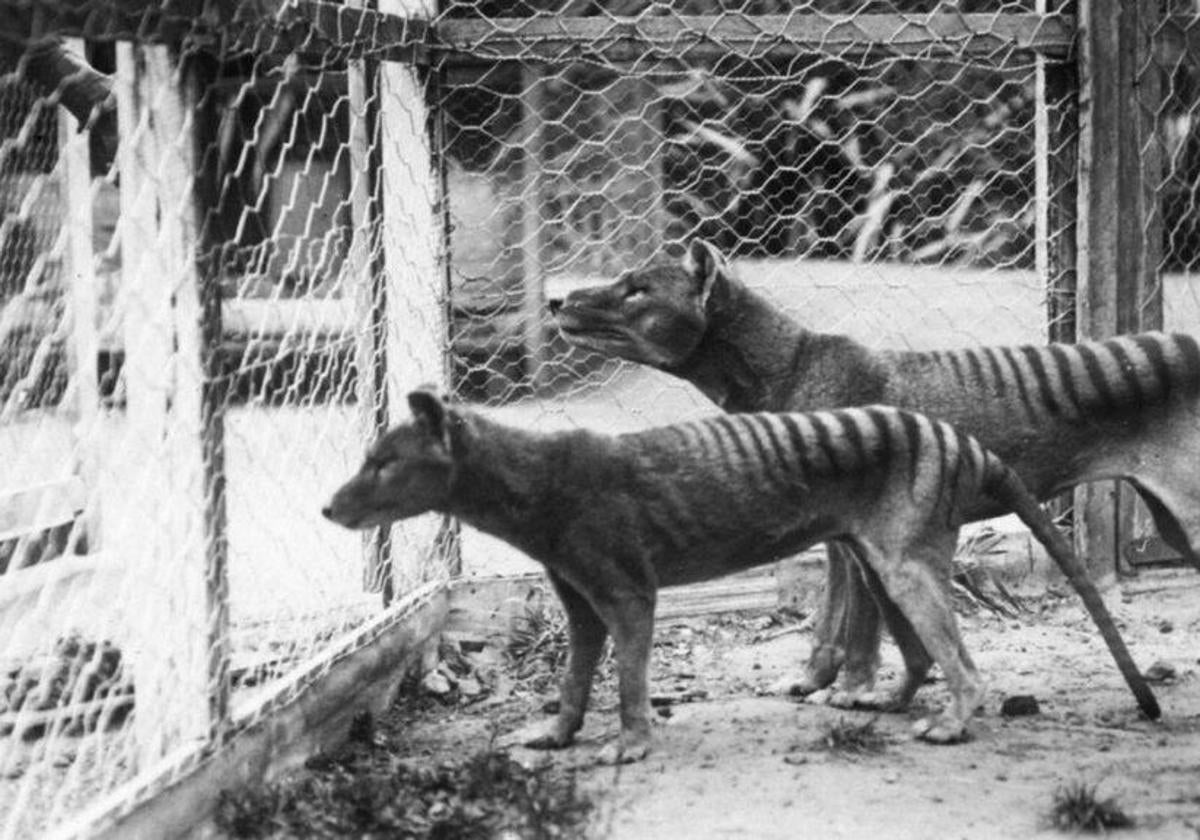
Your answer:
[1076,343,1116,410]
[745,415,787,484]
[1176,334,1200,393]
[692,420,725,463]
[809,413,841,473]
[1019,346,1062,415]
[964,349,989,392]
[1106,340,1146,405]
[939,421,964,512]
[778,415,812,474]
[735,415,775,467]
[945,352,968,390]
[928,416,950,503]
[999,347,1037,417]
[1047,344,1083,418]
[838,411,866,470]
[982,347,1008,397]
[713,415,755,465]
[896,410,923,481]
[753,414,791,464]
[1132,334,1170,403]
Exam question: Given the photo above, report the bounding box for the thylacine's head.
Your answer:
[549,239,738,369]
[322,390,463,530]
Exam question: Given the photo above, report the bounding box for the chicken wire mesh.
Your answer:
[4,0,1197,835]
[0,7,446,837]
[1148,1,1200,322]
[431,1,1082,575]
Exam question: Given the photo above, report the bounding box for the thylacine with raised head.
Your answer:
[324,390,1158,764]
[552,239,1200,701]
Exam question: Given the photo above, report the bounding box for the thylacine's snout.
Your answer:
[550,287,621,333]
[320,504,334,520]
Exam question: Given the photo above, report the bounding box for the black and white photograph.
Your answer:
[1,1,1199,837]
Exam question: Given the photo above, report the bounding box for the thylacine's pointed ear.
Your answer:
[407,389,452,452]
[681,238,730,308]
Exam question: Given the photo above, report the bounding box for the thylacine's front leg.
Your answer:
[595,591,657,764]
[509,572,608,751]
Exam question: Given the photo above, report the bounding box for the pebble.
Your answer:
[421,671,452,696]
[1000,695,1040,717]
[1144,660,1177,683]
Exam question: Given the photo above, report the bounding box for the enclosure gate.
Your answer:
[0,1,1197,838]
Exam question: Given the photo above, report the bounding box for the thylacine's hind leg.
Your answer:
[1098,410,1200,572]
[510,572,609,751]
[830,558,933,713]
[853,534,984,744]
[785,541,882,697]
[1128,479,1200,571]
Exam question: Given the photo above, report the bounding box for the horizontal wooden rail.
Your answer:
[433,12,1077,63]
[0,0,427,61]
[5,5,1200,68]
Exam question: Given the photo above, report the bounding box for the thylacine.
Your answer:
[324,390,1158,764]
[551,239,1200,702]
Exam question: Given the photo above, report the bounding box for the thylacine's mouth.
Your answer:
[556,318,630,343]
[323,506,395,531]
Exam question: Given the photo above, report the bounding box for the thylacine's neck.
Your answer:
[444,418,601,557]
[670,281,886,412]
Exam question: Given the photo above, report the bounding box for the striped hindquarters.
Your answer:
[671,407,989,509]
[922,332,1200,420]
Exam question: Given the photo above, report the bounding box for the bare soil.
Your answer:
[218,569,1200,839]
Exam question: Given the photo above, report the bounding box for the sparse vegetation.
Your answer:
[813,716,889,757]
[952,526,1027,618]
[1047,782,1133,833]
[506,601,571,679]
[214,721,595,839]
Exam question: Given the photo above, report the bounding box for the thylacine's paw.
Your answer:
[596,735,651,765]
[501,720,575,751]
[911,715,969,745]
[827,688,904,712]
[769,674,826,698]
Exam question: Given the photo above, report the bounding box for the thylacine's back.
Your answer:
[324,392,1157,764]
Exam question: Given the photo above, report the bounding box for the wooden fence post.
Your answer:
[115,42,229,764]
[520,66,544,389]
[347,9,393,601]
[1074,0,1163,580]
[347,0,450,596]
[59,38,101,550]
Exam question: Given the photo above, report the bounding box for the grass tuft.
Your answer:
[506,602,570,678]
[814,716,888,756]
[1047,781,1133,833]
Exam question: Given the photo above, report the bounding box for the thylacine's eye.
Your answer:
[624,287,647,303]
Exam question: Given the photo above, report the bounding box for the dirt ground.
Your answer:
[220,568,1200,839]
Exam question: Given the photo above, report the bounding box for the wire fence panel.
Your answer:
[431,2,1083,576]
[0,7,446,837]
[1149,2,1200,331]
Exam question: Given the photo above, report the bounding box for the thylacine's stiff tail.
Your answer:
[981,452,1161,720]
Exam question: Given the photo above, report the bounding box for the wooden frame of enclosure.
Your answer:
[0,0,1175,836]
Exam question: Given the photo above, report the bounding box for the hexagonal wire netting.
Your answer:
[431,1,1086,577]
[0,9,446,836]
[1,1,1198,835]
